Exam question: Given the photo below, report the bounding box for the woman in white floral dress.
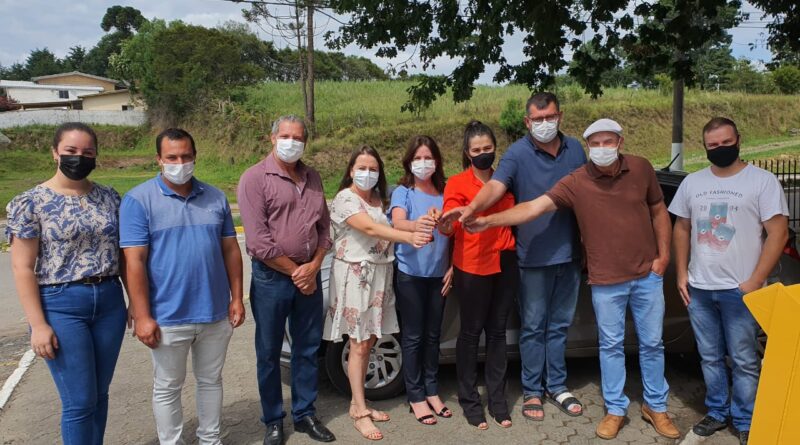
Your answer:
[324,145,430,440]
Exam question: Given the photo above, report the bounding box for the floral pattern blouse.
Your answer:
[5,183,121,285]
[330,187,394,264]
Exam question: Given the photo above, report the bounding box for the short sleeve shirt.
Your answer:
[492,133,586,267]
[443,169,515,276]
[388,185,449,277]
[6,183,121,285]
[668,164,789,290]
[330,188,394,264]
[119,175,236,326]
[546,155,664,285]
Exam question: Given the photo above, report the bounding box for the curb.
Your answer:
[0,349,35,411]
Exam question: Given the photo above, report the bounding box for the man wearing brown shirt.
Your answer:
[443,119,679,440]
[237,115,335,445]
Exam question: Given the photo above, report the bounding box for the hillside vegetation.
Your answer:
[2,81,800,216]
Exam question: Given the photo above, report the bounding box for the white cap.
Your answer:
[583,118,623,139]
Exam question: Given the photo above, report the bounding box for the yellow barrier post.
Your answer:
[743,283,800,444]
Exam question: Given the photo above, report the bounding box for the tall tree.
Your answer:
[749,0,799,64]
[101,5,147,35]
[84,5,147,77]
[327,0,777,112]
[1,63,29,81]
[24,48,63,78]
[63,46,88,72]
[112,20,266,123]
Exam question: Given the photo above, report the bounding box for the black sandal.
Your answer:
[489,411,512,428]
[544,391,583,417]
[521,395,545,421]
[427,401,453,418]
[467,416,489,430]
[408,405,437,425]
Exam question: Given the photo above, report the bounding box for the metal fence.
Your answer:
[751,159,800,228]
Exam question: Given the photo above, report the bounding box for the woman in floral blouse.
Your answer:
[6,122,127,445]
[323,145,429,441]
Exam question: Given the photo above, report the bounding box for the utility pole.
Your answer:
[305,0,315,128]
[671,78,684,171]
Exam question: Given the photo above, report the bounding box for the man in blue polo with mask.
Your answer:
[456,92,586,420]
[121,128,246,445]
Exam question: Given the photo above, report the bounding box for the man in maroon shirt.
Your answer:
[237,115,335,445]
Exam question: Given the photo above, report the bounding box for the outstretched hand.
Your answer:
[410,229,432,248]
[464,217,490,234]
[440,206,474,227]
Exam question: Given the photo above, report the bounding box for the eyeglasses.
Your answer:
[527,113,560,124]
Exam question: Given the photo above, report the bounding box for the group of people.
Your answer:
[5,91,788,445]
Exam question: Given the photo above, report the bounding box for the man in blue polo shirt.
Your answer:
[459,92,586,420]
[121,128,245,445]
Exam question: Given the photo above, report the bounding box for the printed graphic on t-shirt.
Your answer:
[697,201,737,253]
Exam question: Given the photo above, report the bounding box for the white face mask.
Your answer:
[161,161,194,185]
[531,120,559,143]
[275,138,305,163]
[352,169,379,191]
[589,146,619,167]
[411,159,435,181]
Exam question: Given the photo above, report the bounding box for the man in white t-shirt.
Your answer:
[668,117,789,445]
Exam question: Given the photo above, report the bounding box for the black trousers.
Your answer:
[454,251,518,423]
[395,271,446,403]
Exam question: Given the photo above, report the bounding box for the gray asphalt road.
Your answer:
[0,240,741,444]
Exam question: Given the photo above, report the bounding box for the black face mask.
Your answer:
[59,155,96,180]
[470,152,495,170]
[706,144,740,168]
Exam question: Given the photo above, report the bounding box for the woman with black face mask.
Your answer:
[439,121,518,430]
[6,122,127,445]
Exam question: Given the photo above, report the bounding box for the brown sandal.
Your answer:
[368,408,390,422]
[350,403,384,440]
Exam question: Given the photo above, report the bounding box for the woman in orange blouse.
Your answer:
[440,121,517,430]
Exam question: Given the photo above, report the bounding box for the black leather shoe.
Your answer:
[692,415,728,436]
[738,430,749,445]
[294,415,336,442]
[263,423,284,445]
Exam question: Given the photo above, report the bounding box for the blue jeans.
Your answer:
[395,271,445,403]
[250,260,323,426]
[687,286,759,431]
[518,261,580,398]
[38,279,127,445]
[591,272,670,416]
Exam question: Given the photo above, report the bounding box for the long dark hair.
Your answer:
[398,135,446,193]
[462,120,497,169]
[338,145,389,207]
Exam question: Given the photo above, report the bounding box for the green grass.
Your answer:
[2,82,800,217]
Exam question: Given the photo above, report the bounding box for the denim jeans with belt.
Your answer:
[38,278,127,445]
[250,260,323,426]
[590,271,670,416]
[687,286,760,431]
[517,260,581,398]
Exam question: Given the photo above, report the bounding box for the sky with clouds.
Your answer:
[0,0,776,84]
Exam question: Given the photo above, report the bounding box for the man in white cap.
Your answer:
[442,118,680,440]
